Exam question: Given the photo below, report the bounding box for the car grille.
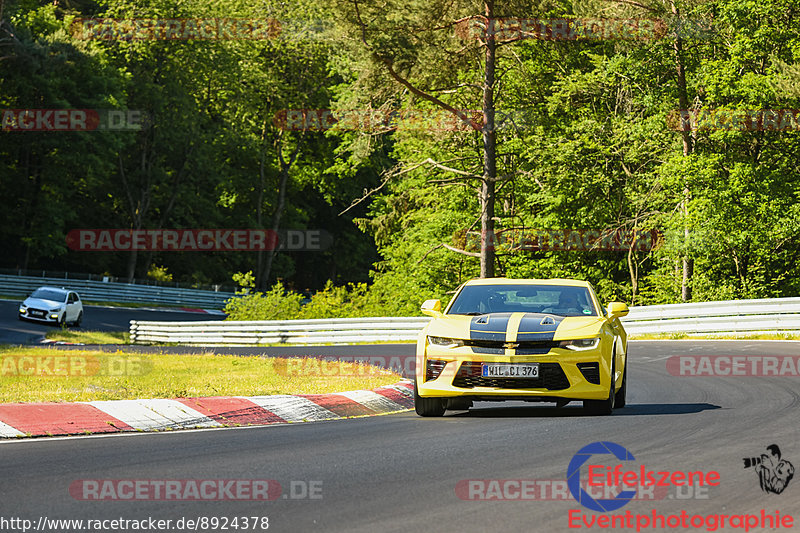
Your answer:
[452,362,570,390]
[27,308,47,318]
[465,340,559,355]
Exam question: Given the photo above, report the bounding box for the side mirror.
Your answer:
[421,299,443,317]
[607,302,629,318]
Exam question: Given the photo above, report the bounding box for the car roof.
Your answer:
[461,278,591,288]
[33,286,71,294]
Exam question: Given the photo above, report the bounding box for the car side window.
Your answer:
[68,293,76,303]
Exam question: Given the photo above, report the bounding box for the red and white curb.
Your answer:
[178,308,227,315]
[0,381,413,438]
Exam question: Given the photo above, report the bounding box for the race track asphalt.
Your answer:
[0,300,225,345]
[1,340,799,533]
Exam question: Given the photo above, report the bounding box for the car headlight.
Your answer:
[558,338,600,351]
[49,308,62,313]
[427,336,465,348]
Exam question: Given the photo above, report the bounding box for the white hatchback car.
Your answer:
[19,287,83,327]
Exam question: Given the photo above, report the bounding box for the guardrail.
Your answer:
[0,268,236,292]
[130,317,430,345]
[0,274,235,309]
[129,296,800,345]
[621,297,800,335]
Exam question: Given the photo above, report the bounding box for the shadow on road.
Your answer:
[450,402,721,418]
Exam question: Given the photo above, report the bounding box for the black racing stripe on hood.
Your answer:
[514,313,564,342]
[469,313,513,342]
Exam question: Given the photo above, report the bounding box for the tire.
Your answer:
[414,381,446,417]
[445,398,473,411]
[614,360,627,408]
[584,359,615,416]
[58,314,66,328]
[72,311,83,328]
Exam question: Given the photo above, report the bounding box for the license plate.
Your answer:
[482,363,539,378]
[30,310,44,317]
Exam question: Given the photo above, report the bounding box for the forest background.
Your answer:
[2,0,799,319]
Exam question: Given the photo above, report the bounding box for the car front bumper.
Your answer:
[416,346,615,401]
[19,310,62,323]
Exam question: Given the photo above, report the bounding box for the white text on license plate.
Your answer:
[482,363,539,378]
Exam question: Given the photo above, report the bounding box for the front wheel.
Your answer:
[614,361,627,408]
[583,361,615,416]
[414,381,445,417]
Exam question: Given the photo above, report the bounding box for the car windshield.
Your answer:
[447,284,597,317]
[30,289,67,302]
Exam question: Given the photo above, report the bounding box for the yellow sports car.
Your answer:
[415,278,629,416]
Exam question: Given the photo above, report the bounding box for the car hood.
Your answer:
[22,297,65,309]
[426,312,605,342]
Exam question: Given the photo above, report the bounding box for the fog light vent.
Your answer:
[577,362,600,385]
[426,359,447,381]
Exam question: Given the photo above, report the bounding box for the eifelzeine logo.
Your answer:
[568,442,638,512]
[567,441,721,513]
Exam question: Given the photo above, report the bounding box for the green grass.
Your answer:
[629,332,800,340]
[0,346,403,403]
[45,329,129,344]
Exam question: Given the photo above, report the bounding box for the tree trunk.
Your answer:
[480,0,497,278]
[254,140,267,290]
[260,166,289,291]
[671,0,694,301]
[259,137,302,290]
[627,225,639,306]
[20,149,41,270]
